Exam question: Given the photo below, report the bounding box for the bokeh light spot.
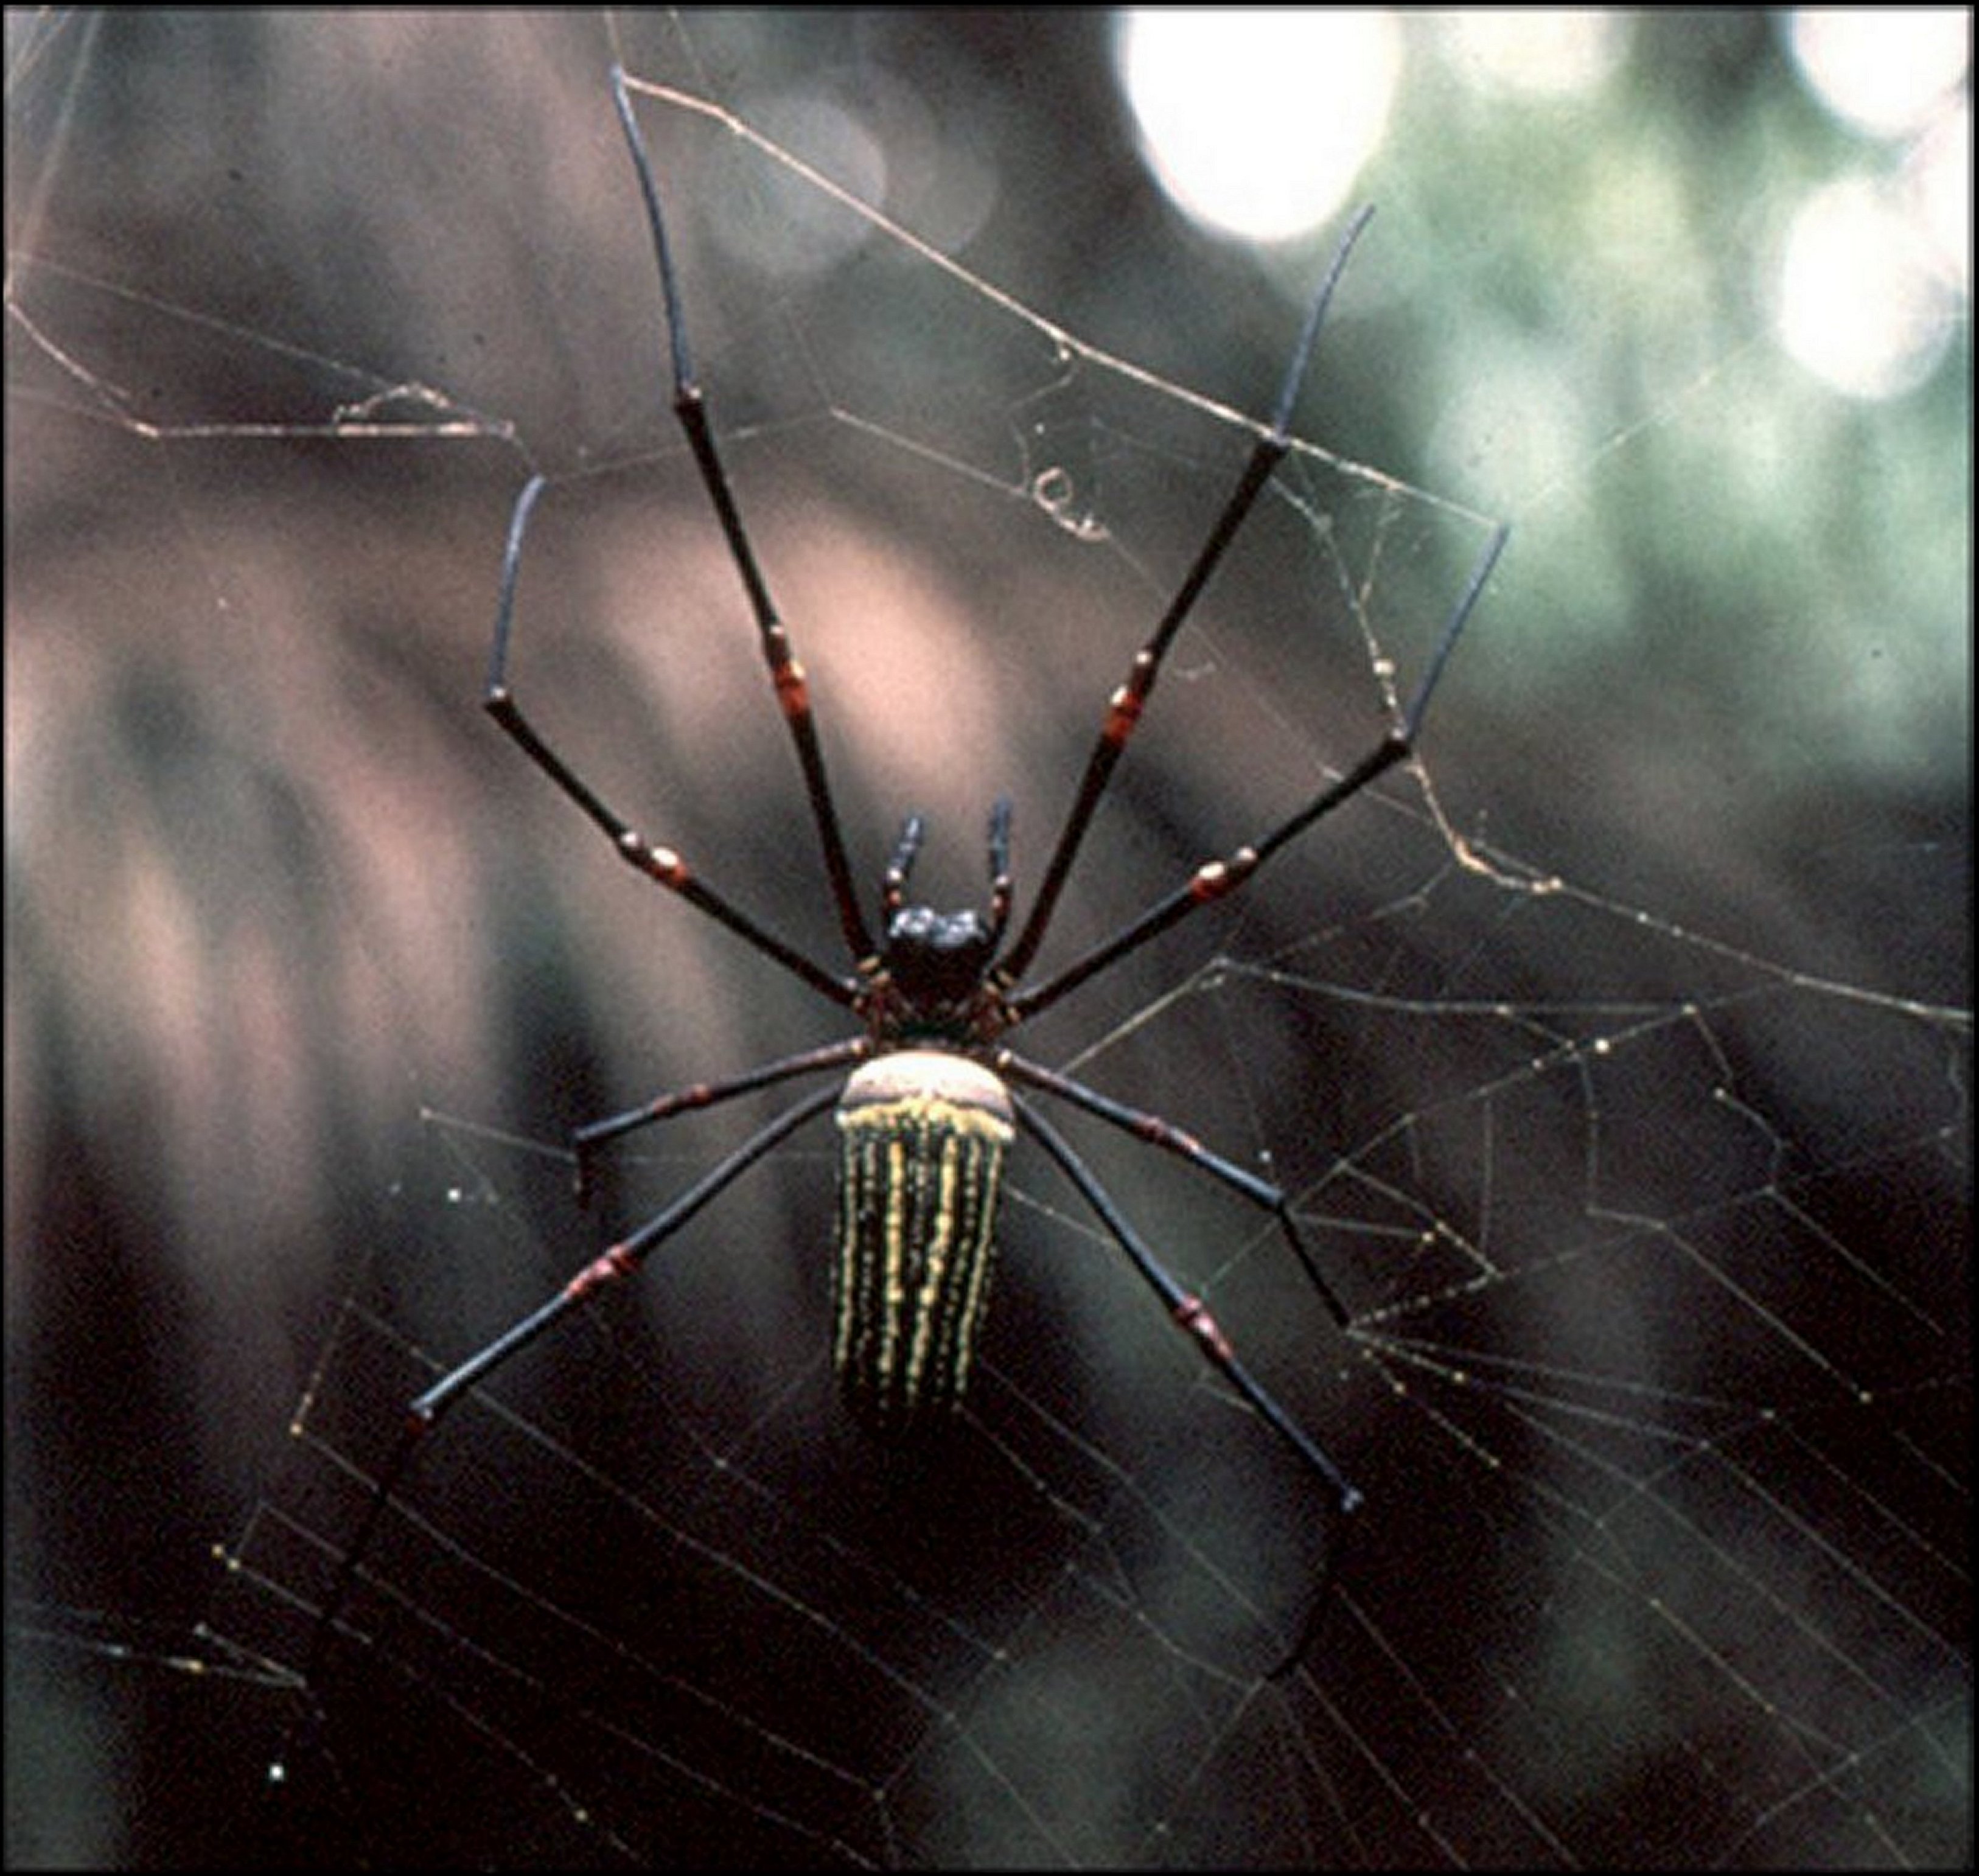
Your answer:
[1113,10,1402,243]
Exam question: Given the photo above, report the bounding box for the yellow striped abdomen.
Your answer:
[832,1050,1013,1434]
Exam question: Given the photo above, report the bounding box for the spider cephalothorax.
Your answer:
[856,803,1018,1047]
[875,902,1001,1020]
[307,61,1506,1686]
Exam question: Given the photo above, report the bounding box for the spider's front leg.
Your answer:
[611,64,876,971]
[482,478,857,1013]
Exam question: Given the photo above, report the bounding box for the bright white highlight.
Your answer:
[1776,13,1969,399]
[1114,10,1403,242]
[1788,9,1970,138]
[1443,10,1628,99]
[1907,98,1972,293]
[1775,178,1956,399]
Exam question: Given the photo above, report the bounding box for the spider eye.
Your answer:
[887,904,988,952]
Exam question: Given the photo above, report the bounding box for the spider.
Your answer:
[307,66,1507,1679]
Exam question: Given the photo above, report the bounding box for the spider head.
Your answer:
[869,803,1012,1035]
[882,902,998,1016]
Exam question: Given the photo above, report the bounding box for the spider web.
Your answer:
[8,10,1969,1869]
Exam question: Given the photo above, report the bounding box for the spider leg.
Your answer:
[880,812,926,918]
[612,66,875,969]
[985,797,1015,947]
[994,206,1376,988]
[572,1034,870,1204]
[486,475,856,1010]
[1007,521,1510,1024]
[994,1050,1349,1326]
[1013,1097,1361,1515]
[1012,1092,1357,1676]
[305,1079,840,1686]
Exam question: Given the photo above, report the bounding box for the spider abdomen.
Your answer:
[832,1050,1013,1433]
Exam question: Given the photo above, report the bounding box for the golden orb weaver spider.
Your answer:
[308,65,1509,1682]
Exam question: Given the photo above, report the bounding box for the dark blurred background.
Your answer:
[7,10,1968,1868]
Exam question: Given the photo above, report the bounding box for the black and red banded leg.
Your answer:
[996,1049,1352,1327]
[993,209,1380,989]
[613,67,874,971]
[1005,523,1509,1028]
